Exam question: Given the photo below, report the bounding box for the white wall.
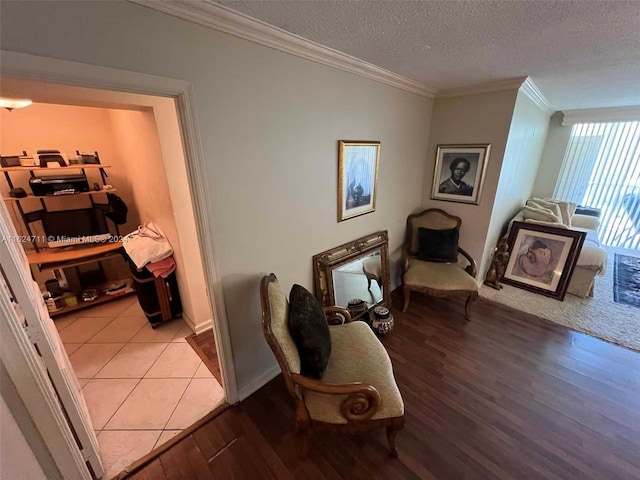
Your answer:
[531,112,572,198]
[0,1,433,392]
[423,90,518,274]
[483,90,552,276]
[107,108,207,330]
[0,397,48,480]
[1,360,60,480]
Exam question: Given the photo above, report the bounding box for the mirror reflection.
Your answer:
[313,231,390,320]
[332,251,382,308]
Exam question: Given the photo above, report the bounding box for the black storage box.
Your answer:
[129,261,182,328]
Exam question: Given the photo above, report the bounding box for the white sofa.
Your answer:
[509,201,607,298]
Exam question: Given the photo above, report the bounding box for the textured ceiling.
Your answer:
[216,0,640,110]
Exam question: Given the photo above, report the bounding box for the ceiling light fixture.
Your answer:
[0,97,33,111]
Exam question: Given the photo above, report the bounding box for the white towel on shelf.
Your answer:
[123,222,173,268]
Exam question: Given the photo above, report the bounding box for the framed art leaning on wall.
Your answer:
[501,221,586,301]
[430,144,490,205]
[337,140,380,222]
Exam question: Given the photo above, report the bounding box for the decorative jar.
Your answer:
[347,298,370,324]
[371,306,394,335]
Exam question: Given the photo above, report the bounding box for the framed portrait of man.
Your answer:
[430,144,490,205]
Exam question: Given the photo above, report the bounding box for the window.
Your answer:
[554,121,640,250]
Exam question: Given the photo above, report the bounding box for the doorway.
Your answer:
[1,71,233,479]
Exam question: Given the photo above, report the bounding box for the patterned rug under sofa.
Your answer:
[481,246,640,352]
[614,253,640,308]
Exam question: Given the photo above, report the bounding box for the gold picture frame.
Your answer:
[312,230,390,319]
[337,140,380,222]
[430,144,490,205]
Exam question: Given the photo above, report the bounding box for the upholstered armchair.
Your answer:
[401,208,479,319]
[260,274,405,457]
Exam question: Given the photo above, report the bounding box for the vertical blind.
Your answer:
[553,121,640,250]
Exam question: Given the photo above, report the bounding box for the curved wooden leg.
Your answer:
[402,287,411,313]
[367,276,372,290]
[297,425,311,459]
[464,294,476,321]
[386,426,398,458]
[386,423,402,458]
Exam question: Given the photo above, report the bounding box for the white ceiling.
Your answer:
[216,0,640,111]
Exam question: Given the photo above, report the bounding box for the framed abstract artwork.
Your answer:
[337,140,380,222]
[502,221,586,300]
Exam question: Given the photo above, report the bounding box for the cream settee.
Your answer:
[508,199,607,298]
[260,274,405,457]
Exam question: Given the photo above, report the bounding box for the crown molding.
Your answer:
[437,76,556,112]
[562,105,640,126]
[436,77,527,99]
[130,0,437,98]
[520,77,555,113]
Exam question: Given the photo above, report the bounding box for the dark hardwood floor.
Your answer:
[128,292,640,479]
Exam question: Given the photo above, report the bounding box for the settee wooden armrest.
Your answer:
[292,373,381,422]
[323,306,352,325]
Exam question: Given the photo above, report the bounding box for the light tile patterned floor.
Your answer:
[54,296,225,480]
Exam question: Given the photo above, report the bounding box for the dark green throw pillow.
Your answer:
[418,227,459,262]
[288,284,331,379]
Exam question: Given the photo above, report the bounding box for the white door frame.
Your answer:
[0,51,239,404]
[1,211,94,479]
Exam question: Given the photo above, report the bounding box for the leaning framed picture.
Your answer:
[430,144,490,205]
[337,140,380,222]
[502,221,586,300]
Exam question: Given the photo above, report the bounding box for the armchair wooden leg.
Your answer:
[296,425,311,459]
[464,294,476,321]
[386,420,404,458]
[402,287,411,313]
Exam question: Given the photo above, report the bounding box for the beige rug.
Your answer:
[480,246,640,352]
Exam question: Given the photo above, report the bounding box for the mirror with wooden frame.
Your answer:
[312,231,390,319]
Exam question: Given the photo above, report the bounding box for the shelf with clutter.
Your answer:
[1,148,133,317]
[1,149,119,251]
[0,163,111,172]
[3,187,117,201]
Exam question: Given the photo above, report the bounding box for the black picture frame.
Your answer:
[430,144,490,205]
[502,221,586,301]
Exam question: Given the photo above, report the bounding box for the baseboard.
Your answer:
[193,320,213,335]
[181,312,212,335]
[237,364,281,401]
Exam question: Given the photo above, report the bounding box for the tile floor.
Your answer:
[53,295,225,480]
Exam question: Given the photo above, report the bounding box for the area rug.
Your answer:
[480,246,640,352]
[614,254,640,308]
